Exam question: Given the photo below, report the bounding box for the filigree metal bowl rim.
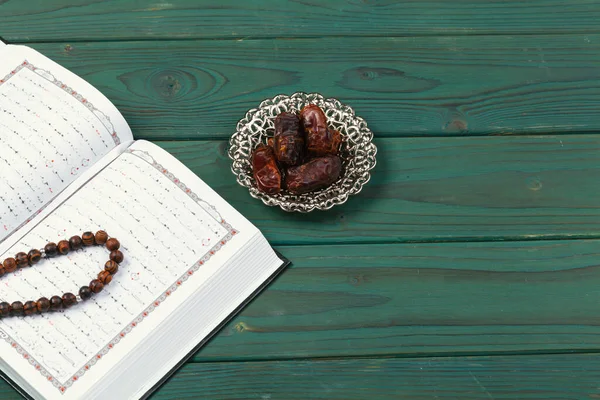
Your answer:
[228,92,377,213]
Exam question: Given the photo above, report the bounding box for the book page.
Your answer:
[0,140,258,399]
[0,44,133,245]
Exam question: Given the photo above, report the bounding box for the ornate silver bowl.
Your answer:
[228,92,377,212]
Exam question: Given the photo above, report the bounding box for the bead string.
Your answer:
[0,230,123,318]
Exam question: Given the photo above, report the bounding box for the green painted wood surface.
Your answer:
[147,354,600,399]
[2,1,600,41]
[15,35,600,140]
[3,3,600,398]
[3,354,598,400]
[157,136,600,245]
[187,240,600,361]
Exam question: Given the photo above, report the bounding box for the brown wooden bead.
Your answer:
[62,293,77,307]
[49,295,62,310]
[44,242,58,257]
[0,302,10,317]
[28,249,42,264]
[106,238,120,251]
[89,279,104,294]
[57,240,70,255]
[79,286,93,300]
[82,232,95,246]
[0,266,5,277]
[98,270,112,285]
[15,252,29,268]
[110,250,124,264]
[3,257,17,273]
[10,301,24,316]
[37,297,50,313]
[69,235,83,250]
[105,260,119,275]
[95,230,108,245]
[24,301,37,316]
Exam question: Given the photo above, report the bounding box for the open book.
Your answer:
[0,40,289,399]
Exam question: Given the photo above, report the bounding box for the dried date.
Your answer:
[273,112,304,166]
[285,155,342,194]
[299,104,341,156]
[252,144,282,194]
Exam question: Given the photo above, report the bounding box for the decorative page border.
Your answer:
[0,149,238,394]
[0,60,121,145]
[0,60,123,247]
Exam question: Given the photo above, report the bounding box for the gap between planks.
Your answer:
[186,348,600,364]
[269,234,600,247]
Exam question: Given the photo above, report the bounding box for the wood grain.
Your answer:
[154,354,600,399]
[2,3,598,398]
[158,136,600,244]
[16,35,600,139]
[2,354,599,399]
[3,354,596,400]
[1,0,600,41]
[188,240,600,361]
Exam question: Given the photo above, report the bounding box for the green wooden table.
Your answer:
[3,1,600,398]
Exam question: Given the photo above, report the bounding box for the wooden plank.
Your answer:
[149,354,600,399]
[190,241,600,361]
[3,354,598,400]
[1,354,594,399]
[158,136,600,244]
[1,1,600,41]
[14,35,600,140]
[152,354,600,399]
[0,386,19,400]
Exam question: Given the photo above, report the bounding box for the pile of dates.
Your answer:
[252,104,343,195]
